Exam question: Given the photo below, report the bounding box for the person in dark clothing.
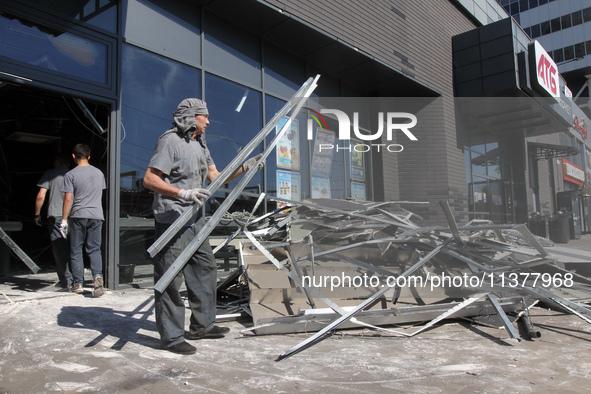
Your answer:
[35,153,73,288]
[143,98,263,355]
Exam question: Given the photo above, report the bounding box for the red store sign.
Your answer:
[574,115,588,139]
[563,158,585,186]
[532,41,559,99]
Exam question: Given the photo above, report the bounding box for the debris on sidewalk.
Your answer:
[211,197,591,359]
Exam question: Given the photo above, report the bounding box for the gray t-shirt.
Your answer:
[37,166,70,218]
[148,132,214,224]
[61,165,106,220]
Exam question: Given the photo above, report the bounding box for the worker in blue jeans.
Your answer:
[61,143,106,297]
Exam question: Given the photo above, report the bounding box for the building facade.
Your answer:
[496,0,591,234]
[0,0,586,288]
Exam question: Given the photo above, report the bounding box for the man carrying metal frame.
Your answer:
[143,98,263,355]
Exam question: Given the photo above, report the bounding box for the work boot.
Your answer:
[165,341,196,355]
[70,283,84,294]
[93,276,105,297]
[187,325,230,340]
[55,281,71,292]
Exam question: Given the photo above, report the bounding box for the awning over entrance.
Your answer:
[456,97,573,139]
[527,141,580,161]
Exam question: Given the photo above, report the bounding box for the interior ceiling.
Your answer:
[0,82,109,217]
[0,82,108,151]
[0,83,70,142]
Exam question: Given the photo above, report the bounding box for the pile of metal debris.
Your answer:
[214,197,591,359]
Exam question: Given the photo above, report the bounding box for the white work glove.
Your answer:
[242,153,265,172]
[178,188,211,205]
[59,220,68,238]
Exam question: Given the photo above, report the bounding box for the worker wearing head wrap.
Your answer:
[143,98,264,355]
[172,98,208,135]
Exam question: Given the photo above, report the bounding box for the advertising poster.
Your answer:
[311,129,335,178]
[351,182,366,201]
[276,117,300,170]
[311,176,331,199]
[350,139,365,181]
[277,170,300,207]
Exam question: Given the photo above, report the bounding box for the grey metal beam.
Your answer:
[285,245,317,309]
[0,227,40,273]
[153,76,320,293]
[487,293,521,341]
[295,237,413,263]
[549,299,591,324]
[243,296,526,335]
[515,224,550,257]
[438,200,465,247]
[324,253,401,278]
[408,293,489,337]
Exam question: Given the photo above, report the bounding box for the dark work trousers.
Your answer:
[69,218,103,286]
[47,216,73,287]
[154,217,217,348]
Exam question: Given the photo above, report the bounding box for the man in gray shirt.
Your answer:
[143,98,263,355]
[35,153,72,288]
[61,143,106,297]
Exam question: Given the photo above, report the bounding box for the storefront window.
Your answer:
[486,141,501,178]
[330,148,346,199]
[560,132,585,168]
[0,13,108,84]
[464,127,513,224]
[265,95,307,205]
[471,176,490,220]
[204,73,263,202]
[119,43,202,286]
[347,139,372,201]
[264,95,375,204]
[470,139,487,177]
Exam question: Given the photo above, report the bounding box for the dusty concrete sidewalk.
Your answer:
[2,234,591,392]
[1,274,591,393]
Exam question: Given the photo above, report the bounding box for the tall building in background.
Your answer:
[498,0,591,112]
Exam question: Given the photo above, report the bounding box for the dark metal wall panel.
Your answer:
[452,17,519,97]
